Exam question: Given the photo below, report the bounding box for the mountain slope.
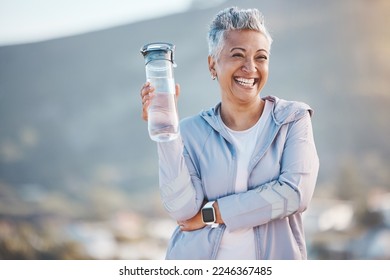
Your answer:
[0,0,389,207]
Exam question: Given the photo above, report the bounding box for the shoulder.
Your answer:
[263,95,313,125]
[179,113,213,141]
[180,104,219,132]
[180,114,208,131]
[178,113,215,156]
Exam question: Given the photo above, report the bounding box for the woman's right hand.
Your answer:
[140,82,155,121]
[140,82,180,121]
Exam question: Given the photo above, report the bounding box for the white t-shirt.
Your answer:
[216,100,272,259]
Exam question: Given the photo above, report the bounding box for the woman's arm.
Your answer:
[140,82,205,222]
[157,137,205,221]
[218,112,319,231]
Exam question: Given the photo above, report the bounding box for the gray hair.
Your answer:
[207,7,273,58]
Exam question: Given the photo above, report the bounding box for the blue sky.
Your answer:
[0,0,194,46]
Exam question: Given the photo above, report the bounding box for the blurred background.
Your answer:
[0,0,389,260]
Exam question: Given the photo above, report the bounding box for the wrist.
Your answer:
[213,201,223,224]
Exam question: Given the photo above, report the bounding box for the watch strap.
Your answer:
[204,201,215,209]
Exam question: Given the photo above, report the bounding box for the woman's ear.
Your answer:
[208,55,216,79]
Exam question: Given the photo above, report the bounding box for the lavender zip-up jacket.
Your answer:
[157,95,319,259]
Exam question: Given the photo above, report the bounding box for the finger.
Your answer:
[177,221,185,230]
[140,82,148,98]
[179,224,188,231]
[140,82,154,98]
[141,98,150,121]
[175,83,180,98]
[141,93,155,120]
[140,82,155,121]
[141,91,153,105]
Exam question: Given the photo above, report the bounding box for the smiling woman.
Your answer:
[209,30,270,130]
[139,6,319,260]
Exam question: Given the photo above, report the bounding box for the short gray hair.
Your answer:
[207,7,273,58]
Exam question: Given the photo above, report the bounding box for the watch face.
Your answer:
[202,208,215,223]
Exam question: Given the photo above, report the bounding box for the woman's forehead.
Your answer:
[223,30,270,51]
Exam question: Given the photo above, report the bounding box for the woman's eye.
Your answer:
[256,55,267,60]
[232,53,244,58]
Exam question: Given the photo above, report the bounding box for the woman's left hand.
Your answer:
[178,201,223,231]
[177,210,205,231]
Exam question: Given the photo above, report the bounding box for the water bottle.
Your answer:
[140,42,179,142]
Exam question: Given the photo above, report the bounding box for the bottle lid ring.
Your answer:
[140,42,176,66]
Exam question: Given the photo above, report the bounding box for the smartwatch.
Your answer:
[201,201,218,228]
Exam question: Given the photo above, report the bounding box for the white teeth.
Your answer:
[235,77,256,86]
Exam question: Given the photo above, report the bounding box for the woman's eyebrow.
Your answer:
[230,47,269,53]
[256,48,269,54]
[230,47,246,52]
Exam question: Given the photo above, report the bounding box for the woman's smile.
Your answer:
[234,77,259,88]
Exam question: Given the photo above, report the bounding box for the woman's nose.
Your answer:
[242,59,256,73]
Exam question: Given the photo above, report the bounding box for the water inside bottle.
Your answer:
[148,77,179,142]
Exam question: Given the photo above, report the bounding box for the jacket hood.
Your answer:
[199,95,313,130]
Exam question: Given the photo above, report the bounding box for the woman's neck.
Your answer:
[220,98,265,131]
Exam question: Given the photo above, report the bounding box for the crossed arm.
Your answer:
[157,112,319,232]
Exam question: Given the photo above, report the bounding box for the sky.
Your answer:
[0,0,195,46]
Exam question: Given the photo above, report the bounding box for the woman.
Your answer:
[140,7,319,259]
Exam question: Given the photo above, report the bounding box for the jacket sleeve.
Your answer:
[157,136,205,221]
[217,112,319,232]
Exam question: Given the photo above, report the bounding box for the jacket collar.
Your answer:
[263,95,313,125]
[200,95,313,130]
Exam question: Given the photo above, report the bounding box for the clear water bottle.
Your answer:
[140,42,179,142]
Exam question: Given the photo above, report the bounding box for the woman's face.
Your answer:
[209,29,270,105]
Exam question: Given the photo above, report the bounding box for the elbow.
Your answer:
[159,168,200,221]
[285,154,319,214]
[293,172,319,213]
[281,170,319,215]
[160,183,202,221]
[161,187,199,221]
[163,200,199,222]
[299,154,320,212]
[285,187,301,215]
